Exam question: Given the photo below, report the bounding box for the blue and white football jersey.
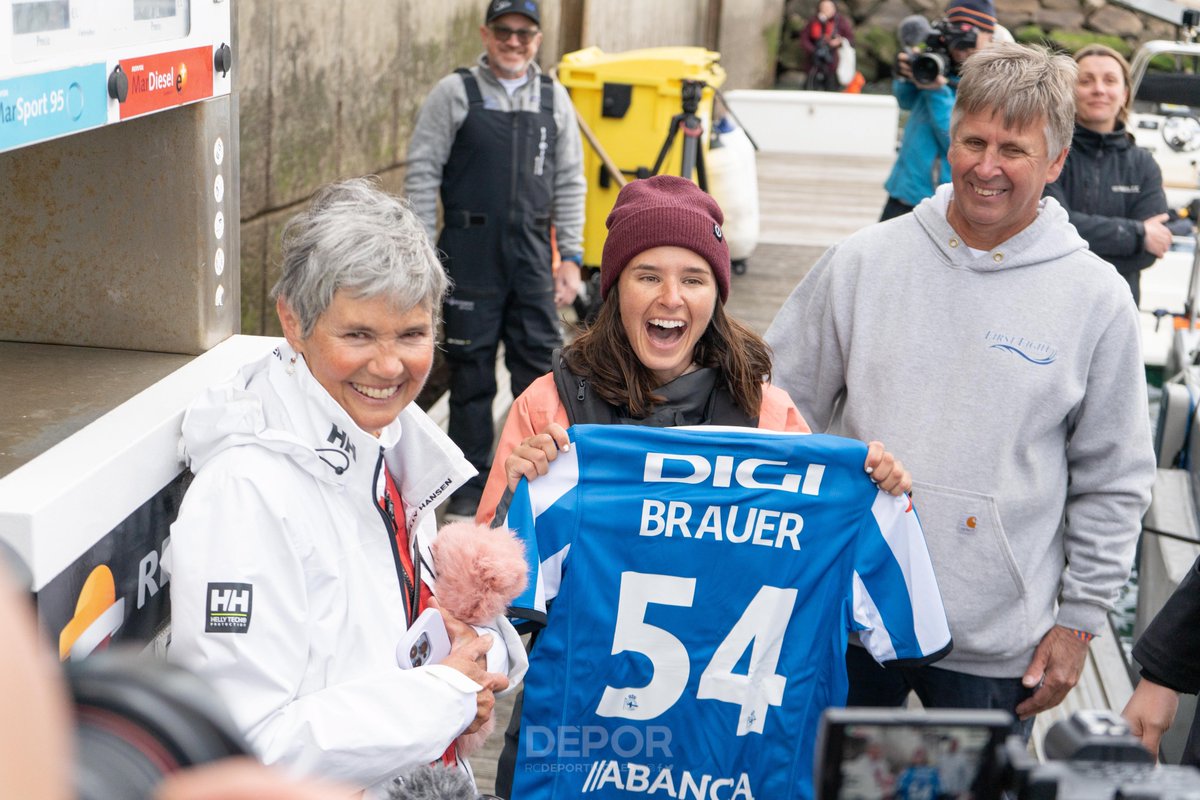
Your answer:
[504,425,951,800]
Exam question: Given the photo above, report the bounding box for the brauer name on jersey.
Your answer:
[639,501,804,550]
[637,451,826,550]
[582,760,755,799]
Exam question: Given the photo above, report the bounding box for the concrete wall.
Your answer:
[580,0,708,52]
[235,0,783,335]
[716,1,787,91]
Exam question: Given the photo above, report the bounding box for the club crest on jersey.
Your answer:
[205,582,253,633]
[643,453,825,496]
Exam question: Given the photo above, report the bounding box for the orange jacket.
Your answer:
[476,373,809,524]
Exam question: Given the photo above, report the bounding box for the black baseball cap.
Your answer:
[485,0,540,25]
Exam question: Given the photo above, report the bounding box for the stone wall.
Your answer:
[236,1,486,336]
[235,0,782,336]
[778,0,1200,85]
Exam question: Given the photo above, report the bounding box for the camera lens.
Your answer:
[68,649,249,799]
[912,52,946,84]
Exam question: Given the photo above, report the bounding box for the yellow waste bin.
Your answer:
[558,46,726,269]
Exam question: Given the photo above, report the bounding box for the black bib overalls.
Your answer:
[438,69,563,499]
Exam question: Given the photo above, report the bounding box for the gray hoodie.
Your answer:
[766,185,1155,677]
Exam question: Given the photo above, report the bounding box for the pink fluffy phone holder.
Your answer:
[430,521,528,757]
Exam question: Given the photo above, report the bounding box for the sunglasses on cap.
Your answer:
[489,23,539,43]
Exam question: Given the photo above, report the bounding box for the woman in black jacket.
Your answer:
[1043,44,1171,305]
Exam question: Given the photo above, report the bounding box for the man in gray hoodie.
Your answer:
[766,43,1155,731]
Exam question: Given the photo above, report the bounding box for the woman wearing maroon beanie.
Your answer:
[476,174,912,797]
[475,174,911,522]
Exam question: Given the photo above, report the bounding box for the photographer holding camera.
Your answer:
[880,0,996,221]
[801,0,855,91]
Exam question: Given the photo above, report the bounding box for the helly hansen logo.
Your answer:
[205,582,253,633]
[326,424,357,462]
[317,423,357,475]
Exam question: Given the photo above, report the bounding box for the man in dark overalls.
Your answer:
[405,0,586,519]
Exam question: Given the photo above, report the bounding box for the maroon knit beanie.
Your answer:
[600,175,731,302]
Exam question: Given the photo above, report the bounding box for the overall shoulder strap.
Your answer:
[456,68,484,107]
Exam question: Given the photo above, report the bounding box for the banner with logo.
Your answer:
[38,473,189,660]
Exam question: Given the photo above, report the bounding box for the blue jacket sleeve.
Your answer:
[893,79,919,111]
[927,86,955,154]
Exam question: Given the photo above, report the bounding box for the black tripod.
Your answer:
[650,79,708,191]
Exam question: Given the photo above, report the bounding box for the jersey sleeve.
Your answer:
[851,491,952,665]
[501,441,583,627]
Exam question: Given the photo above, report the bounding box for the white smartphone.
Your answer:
[395,608,452,669]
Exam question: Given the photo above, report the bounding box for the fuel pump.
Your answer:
[0,0,274,660]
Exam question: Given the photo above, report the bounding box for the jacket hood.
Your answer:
[180,344,474,509]
[912,183,1090,273]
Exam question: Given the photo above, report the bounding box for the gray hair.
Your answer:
[951,42,1077,157]
[271,177,447,337]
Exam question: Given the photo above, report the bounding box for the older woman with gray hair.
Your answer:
[167,177,525,796]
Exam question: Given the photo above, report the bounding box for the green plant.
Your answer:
[1046,29,1132,58]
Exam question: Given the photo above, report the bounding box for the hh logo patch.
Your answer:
[206,582,253,633]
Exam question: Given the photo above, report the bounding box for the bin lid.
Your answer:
[558,46,726,89]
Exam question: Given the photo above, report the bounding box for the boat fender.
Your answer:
[1155,380,1196,469]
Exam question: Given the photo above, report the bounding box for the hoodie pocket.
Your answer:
[911,481,1030,660]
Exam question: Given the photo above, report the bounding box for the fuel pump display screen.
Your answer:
[12,0,70,35]
[134,0,177,21]
[8,0,193,63]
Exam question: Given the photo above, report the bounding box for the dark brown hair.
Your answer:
[563,284,771,418]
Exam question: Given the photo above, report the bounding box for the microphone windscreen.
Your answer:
[898,14,935,47]
[388,764,478,800]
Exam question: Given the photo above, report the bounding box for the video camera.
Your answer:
[816,707,1200,800]
[68,648,250,799]
[897,14,979,84]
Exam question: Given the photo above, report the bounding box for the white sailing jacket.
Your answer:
[166,343,526,792]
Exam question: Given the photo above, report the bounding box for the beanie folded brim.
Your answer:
[600,175,731,302]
